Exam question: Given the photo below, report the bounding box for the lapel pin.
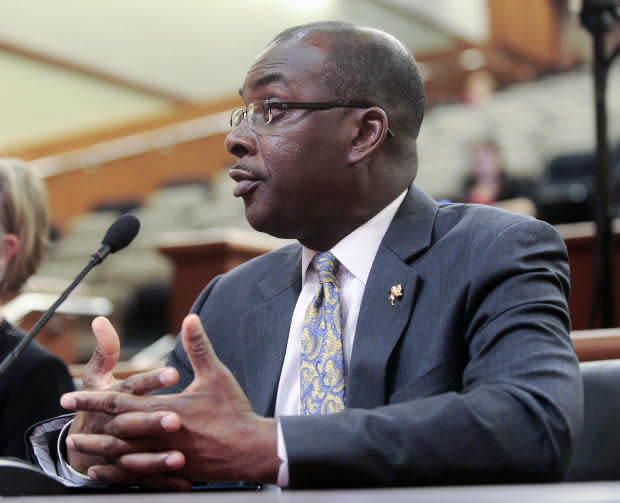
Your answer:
[389,284,403,305]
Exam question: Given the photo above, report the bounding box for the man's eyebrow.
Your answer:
[247,73,292,91]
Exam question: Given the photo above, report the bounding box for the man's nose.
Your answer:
[225,120,258,158]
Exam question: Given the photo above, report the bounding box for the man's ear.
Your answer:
[0,234,19,270]
[348,107,391,164]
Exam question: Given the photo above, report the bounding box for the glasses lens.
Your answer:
[247,101,272,131]
[230,108,245,128]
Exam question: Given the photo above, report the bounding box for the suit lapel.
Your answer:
[241,247,302,417]
[347,185,439,408]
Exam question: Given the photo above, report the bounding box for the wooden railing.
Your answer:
[17,102,240,233]
[572,328,620,362]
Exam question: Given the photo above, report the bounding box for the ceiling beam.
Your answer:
[0,39,194,107]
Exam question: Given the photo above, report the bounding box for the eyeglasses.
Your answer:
[230,100,394,137]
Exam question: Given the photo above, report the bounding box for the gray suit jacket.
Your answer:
[166,184,583,488]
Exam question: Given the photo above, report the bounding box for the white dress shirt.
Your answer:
[274,189,407,486]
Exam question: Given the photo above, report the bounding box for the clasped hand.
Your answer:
[61,314,279,490]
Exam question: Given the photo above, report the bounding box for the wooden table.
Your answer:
[5,482,620,503]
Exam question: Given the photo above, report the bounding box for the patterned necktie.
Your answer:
[300,251,345,415]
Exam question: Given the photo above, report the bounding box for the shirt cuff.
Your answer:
[276,419,289,488]
[27,414,97,488]
[56,419,104,487]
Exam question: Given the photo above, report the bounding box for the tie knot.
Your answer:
[313,251,339,284]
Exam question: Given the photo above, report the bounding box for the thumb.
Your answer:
[181,314,220,379]
[82,316,120,389]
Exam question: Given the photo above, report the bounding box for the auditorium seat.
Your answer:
[564,359,620,481]
[413,63,620,200]
[145,181,209,209]
[535,151,597,224]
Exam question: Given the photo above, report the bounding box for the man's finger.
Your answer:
[181,314,220,377]
[61,390,147,415]
[67,433,136,458]
[82,317,120,389]
[88,464,191,491]
[115,367,179,396]
[86,463,132,486]
[117,451,186,473]
[68,431,181,459]
[103,411,181,438]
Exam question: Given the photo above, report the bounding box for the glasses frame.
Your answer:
[230,100,394,138]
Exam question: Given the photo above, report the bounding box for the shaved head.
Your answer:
[271,21,426,141]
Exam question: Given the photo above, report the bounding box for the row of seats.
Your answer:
[415,63,620,200]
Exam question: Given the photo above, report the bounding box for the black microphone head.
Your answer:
[102,214,140,253]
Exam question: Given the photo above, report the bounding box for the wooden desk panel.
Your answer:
[158,222,620,335]
[557,221,620,330]
[158,229,290,333]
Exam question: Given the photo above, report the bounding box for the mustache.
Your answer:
[229,164,261,178]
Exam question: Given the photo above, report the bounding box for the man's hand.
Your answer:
[62,314,280,488]
[65,317,183,488]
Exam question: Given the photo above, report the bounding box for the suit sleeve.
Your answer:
[280,218,583,487]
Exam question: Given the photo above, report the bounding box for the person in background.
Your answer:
[461,138,537,215]
[0,157,74,460]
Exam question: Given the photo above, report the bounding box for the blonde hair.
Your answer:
[0,158,49,293]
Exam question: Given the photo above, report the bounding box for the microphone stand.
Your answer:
[0,246,110,378]
[580,0,620,328]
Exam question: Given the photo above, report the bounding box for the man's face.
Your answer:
[225,36,353,244]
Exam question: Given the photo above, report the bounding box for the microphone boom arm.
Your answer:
[0,259,97,378]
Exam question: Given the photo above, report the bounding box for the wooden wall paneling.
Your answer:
[488,0,561,69]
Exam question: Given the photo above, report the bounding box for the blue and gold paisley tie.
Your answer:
[300,251,345,415]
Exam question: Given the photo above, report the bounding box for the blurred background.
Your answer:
[1,0,619,372]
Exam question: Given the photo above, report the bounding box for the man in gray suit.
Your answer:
[55,21,582,489]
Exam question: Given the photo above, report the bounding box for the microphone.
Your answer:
[0,214,140,378]
[91,213,141,265]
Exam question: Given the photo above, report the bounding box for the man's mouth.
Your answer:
[229,165,262,197]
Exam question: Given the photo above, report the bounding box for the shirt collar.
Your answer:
[301,189,408,284]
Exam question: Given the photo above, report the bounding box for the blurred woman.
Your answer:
[0,158,74,460]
